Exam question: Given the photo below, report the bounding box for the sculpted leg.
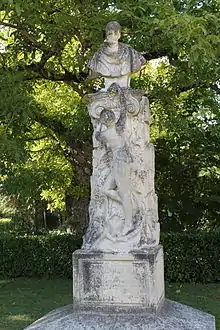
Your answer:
[103,172,121,204]
[114,164,133,235]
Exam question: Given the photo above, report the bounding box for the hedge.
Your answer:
[161,232,220,283]
[0,232,220,283]
[0,233,82,278]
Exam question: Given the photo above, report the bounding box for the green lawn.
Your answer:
[0,278,72,330]
[0,278,219,330]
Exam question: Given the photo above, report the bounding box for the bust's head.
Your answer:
[105,21,121,46]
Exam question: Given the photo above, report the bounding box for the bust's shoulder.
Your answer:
[118,43,144,58]
[87,44,105,70]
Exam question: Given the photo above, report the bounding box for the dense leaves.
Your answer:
[0,232,82,278]
[0,0,219,231]
[161,232,220,282]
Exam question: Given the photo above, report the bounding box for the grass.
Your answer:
[167,282,220,328]
[0,278,72,330]
[0,278,219,330]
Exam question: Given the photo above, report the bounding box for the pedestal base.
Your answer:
[73,246,164,312]
[24,300,216,330]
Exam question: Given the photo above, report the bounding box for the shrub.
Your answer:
[161,232,220,283]
[0,233,82,278]
[0,232,219,282]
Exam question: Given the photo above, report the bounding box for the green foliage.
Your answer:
[0,0,219,232]
[0,195,15,216]
[1,232,220,283]
[0,232,82,278]
[133,60,220,231]
[0,77,92,226]
[161,232,220,283]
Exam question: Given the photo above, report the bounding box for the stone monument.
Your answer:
[73,20,164,313]
[25,21,215,330]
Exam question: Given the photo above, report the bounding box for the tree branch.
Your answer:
[0,20,57,56]
[27,63,87,83]
[0,20,88,92]
[25,135,48,142]
[143,49,178,62]
[176,82,220,94]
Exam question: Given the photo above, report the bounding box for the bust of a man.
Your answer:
[88,21,146,90]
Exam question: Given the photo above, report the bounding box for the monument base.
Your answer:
[24,300,216,330]
[73,246,164,312]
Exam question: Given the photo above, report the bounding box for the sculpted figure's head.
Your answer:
[105,21,121,46]
[100,109,116,127]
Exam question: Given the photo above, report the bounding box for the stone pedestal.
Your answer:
[24,300,216,330]
[72,246,164,313]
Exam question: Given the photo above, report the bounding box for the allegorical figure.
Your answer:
[95,108,134,235]
[87,21,146,90]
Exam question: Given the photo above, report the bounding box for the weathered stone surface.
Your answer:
[24,300,216,330]
[83,86,160,251]
[73,247,164,312]
[87,21,145,90]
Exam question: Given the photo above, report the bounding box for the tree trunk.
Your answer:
[65,193,89,235]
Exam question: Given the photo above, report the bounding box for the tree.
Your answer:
[0,0,219,232]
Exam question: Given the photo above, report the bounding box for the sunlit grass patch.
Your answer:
[7,314,32,322]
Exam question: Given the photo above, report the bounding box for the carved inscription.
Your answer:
[78,259,149,305]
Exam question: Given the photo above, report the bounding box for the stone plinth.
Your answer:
[72,246,164,313]
[24,300,216,330]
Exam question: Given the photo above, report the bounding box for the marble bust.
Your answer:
[87,21,146,89]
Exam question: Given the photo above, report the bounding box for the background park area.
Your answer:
[0,0,219,329]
